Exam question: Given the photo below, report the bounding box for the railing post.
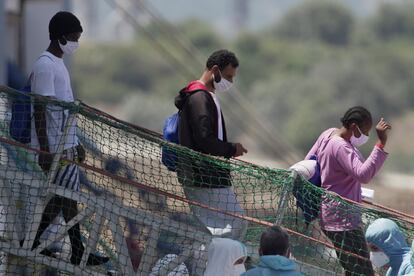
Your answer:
[137,224,161,275]
[110,213,135,275]
[79,208,104,269]
[274,170,297,225]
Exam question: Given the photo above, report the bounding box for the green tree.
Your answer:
[371,3,414,40]
[276,0,354,46]
[72,42,179,103]
[176,19,223,54]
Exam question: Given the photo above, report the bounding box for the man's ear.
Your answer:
[211,65,219,72]
[58,37,67,45]
[212,65,221,82]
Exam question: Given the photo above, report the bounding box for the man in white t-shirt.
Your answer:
[29,11,108,266]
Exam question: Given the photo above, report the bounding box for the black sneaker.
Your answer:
[40,248,58,258]
[71,253,109,266]
[86,254,110,266]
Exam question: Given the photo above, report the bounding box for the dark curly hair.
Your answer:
[206,49,239,71]
[260,225,289,256]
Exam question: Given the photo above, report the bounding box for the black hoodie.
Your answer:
[174,81,236,187]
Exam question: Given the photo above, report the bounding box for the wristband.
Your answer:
[376,143,385,150]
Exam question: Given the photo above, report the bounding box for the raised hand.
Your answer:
[376,118,392,146]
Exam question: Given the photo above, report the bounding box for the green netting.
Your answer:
[0,87,413,275]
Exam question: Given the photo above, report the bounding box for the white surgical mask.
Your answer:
[370,251,390,268]
[230,264,246,276]
[350,125,369,147]
[213,73,233,93]
[59,39,79,55]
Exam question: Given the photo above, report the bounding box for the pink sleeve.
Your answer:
[335,144,388,184]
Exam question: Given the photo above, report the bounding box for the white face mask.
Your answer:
[350,125,369,147]
[230,264,246,276]
[59,39,79,55]
[213,73,233,93]
[370,251,390,268]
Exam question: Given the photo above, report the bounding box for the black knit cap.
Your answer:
[49,11,83,40]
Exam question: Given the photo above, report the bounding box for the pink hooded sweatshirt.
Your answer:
[306,128,388,231]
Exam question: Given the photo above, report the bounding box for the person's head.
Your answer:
[259,225,290,257]
[204,238,247,276]
[49,11,83,55]
[340,106,373,147]
[204,49,239,93]
[365,218,410,270]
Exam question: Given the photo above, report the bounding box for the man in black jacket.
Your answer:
[175,49,248,240]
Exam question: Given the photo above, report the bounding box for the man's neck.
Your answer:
[47,41,64,58]
[199,71,215,92]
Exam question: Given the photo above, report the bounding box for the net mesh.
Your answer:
[0,87,413,275]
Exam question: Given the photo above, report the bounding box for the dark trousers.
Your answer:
[32,195,84,264]
[324,229,374,276]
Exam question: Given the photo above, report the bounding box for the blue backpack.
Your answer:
[9,76,33,144]
[162,85,207,171]
[293,154,322,226]
[162,112,180,171]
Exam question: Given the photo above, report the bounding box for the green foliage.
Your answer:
[245,41,414,153]
[118,93,175,133]
[72,3,414,171]
[72,41,183,104]
[371,3,414,40]
[176,19,223,54]
[275,0,354,46]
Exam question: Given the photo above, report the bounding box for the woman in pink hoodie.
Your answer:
[306,106,391,276]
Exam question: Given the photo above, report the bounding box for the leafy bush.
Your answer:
[275,0,354,46]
